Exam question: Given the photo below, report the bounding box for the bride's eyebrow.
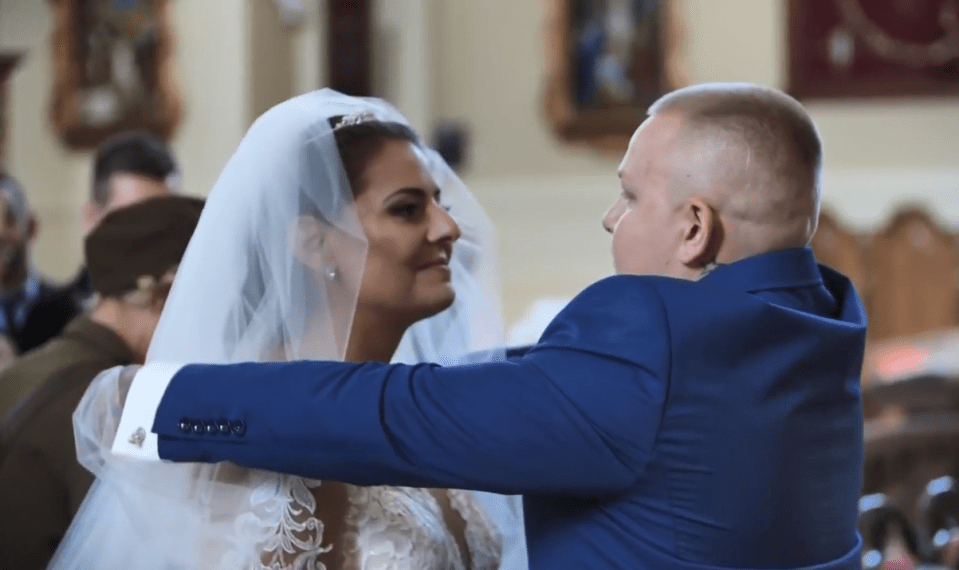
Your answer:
[384,187,442,203]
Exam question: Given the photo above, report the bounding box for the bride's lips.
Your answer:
[417,258,450,270]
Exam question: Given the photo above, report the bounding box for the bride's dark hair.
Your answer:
[330,118,420,194]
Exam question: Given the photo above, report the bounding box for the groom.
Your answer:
[111,83,866,570]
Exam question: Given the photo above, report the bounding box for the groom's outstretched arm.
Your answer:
[115,278,670,496]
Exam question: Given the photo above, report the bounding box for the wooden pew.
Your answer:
[811,208,959,344]
[814,208,959,567]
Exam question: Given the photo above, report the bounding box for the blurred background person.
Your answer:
[66,131,180,306]
[0,195,203,570]
[83,131,180,230]
[0,172,80,357]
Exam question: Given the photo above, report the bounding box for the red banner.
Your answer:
[787,0,959,98]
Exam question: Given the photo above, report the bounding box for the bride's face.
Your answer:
[352,139,461,322]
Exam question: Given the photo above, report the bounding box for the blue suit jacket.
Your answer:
[154,248,866,570]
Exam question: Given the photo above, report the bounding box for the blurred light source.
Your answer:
[876,345,930,377]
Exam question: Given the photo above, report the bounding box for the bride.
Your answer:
[49,90,525,570]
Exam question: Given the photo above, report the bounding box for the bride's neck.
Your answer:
[345,305,410,363]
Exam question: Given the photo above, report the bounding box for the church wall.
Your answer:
[429,0,959,324]
[1,0,956,327]
[0,0,252,281]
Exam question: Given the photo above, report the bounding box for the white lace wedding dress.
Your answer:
[341,486,501,570]
[249,473,502,570]
[51,90,516,570]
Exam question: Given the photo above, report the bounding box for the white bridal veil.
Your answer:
[50,89,507,569]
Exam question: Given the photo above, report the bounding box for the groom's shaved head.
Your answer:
[605,83,824,279]
[649,83,823,252]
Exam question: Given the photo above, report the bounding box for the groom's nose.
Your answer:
[603,199,624,234]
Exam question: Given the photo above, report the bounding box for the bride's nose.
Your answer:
[428,203,461,243]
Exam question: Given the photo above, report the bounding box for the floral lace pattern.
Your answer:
[227,472,332,570]
[231,476,502,570]
[342,486,502,570]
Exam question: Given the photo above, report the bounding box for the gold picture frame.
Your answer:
[543,0,687,151]
[48,0,183,149]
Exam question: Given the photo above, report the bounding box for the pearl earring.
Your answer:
[324,264,339,282]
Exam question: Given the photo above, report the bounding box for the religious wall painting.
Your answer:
[48,0,182,149]
[788,0,959,99]
[544,0,686,149]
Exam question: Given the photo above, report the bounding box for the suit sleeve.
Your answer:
[154,280,671,496]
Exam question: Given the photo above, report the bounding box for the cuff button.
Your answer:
[216,419,230,435]
[178,418,192,433]
[230,420,247,437]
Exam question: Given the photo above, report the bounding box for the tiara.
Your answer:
[334,111,377,130]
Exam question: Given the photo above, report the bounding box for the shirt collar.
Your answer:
[699,248,823,294]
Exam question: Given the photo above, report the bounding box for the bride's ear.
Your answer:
[292,215,333,271]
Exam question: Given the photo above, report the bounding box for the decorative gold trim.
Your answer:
[835,0,959,69]
[787,0,959,99]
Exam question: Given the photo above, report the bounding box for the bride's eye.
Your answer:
[390,203,421,218]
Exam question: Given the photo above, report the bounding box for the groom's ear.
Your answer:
[677,198,722,268]
[292,215,330,270]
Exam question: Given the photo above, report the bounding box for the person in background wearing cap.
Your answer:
[0,172,82,357]
[67,131,180,307]
[0,195,203,570]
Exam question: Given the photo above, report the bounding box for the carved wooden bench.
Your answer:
[813,208,959,568]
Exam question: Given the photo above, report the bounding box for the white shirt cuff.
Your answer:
[111,362,185,460]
